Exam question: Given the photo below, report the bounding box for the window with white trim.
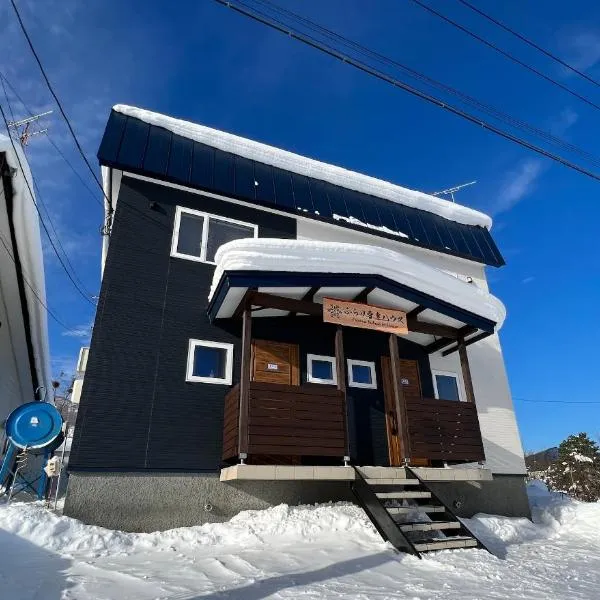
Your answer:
[171,206,258,263]
[347,359,377,389]
[306,354,337,385]
[186,339,234,384]
[432,370,463,402]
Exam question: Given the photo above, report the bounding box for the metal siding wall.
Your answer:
[69,177,296,472]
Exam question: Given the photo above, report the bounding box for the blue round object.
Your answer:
[5,402,63,450]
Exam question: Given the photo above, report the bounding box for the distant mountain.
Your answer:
[526,447,559,471]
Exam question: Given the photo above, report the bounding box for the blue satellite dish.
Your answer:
[5,402,63,450]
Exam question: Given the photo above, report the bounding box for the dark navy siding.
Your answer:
[69,176,435,472]
[98,110,505,267]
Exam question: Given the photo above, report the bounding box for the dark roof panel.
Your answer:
[98,111,505,266]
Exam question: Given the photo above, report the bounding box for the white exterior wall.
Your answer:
[297,219,526,475]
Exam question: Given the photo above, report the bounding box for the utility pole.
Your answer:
[7,110,53,147]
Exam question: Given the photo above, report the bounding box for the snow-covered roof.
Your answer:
[209,239,505,335]
[113,105,492,230]
[0,134,50,404]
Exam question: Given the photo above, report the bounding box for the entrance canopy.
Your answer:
[208,239,505,353]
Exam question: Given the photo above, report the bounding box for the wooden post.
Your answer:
[458,338,476,404]
[335,326,350,462]
[389,333,409,462]
[238,305,252,459]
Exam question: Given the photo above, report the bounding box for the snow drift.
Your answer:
[1,482,599,599]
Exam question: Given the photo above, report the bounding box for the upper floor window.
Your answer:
[307,354,337,385]
[347,359,377,389]
[171,206,258,264]
[432,370,463,402]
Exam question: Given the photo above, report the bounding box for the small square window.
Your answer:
[347,360,377,389]
[186,339,234,385]
[307,354,337,385]
[433,371,462,402]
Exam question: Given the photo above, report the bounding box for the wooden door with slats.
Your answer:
[381,356,402,466]
[398,359,429,467]
[251,339,300,386]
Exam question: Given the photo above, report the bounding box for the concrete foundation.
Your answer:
[64,471,530,532]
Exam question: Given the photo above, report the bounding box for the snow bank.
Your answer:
[210,238,506,327]
[0,501,379,559]
[0,134,50,397]
[113,105,493,230]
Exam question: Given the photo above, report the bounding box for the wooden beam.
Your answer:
[442,330,491,356]
[335,326,346,394]
[406,305,426,318]
[389,333,409,461]
[406,319,459,339]
[238,306,252,456]
[425,337,455,354]
[289,286,321,317]
[352,286,375,303]
[249,291,323,317]
[233,288,257,319]
[335,326,350,458]
[458,339,476,404]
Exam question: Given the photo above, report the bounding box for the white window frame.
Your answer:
[306,354,337,385]
[347,359,377,389]
[186,339,234,385]
[171,206,258,264]
[432,369,465,402]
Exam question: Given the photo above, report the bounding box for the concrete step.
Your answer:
[365,478,420,486]
[400,521,461,533]
[387,505,445,515]
[356,466,408,479]
[376,490,432,499]
[414,536,477,552]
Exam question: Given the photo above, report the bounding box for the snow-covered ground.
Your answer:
[0,482,598,599]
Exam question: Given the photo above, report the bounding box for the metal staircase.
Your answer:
[351,466,491,557]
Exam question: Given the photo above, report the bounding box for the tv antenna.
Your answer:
[7,110,53,147]
[432,180,477,202]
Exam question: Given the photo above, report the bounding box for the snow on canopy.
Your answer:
[113,105,493,230]
[0,134,50,397]
[210,238,506,327]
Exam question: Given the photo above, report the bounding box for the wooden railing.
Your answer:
[405,397,485,462]
[222,382,347,461]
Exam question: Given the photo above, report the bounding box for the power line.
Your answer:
[456,0,600,89]
[409,0,600,112]
[214,0,600,183]
[9,0,112,213]
[0,72,105,208]
[0,76,96,298]
[0,101,97,306]
[252,0,600,168]
[0,227,77,332]
[516,398,600,405]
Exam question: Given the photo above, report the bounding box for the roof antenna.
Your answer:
[432,180,477,203]
[7,110,53,147]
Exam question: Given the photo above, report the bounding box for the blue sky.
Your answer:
[1,0,599,451]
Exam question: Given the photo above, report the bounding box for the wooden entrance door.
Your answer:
[381,357,427,467]
[251,339,300,386]
[381,356,402,466]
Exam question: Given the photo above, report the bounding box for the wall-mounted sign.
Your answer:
[323,298,408,336]
[267,363,279,371]
[401,378,410,385]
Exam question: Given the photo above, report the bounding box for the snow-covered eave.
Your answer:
[208,239,506,331]
[113,105,493,230]
[0,135,51,397]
